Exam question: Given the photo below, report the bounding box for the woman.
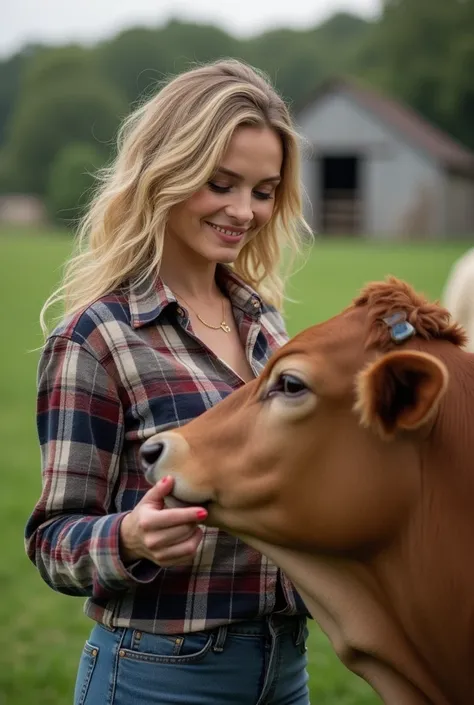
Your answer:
[26,59,312,705]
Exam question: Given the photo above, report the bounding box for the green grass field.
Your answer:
[0,226,470,705]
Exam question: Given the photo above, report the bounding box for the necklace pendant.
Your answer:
[220,321,231,333]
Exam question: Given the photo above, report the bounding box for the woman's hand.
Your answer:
[119,476,207,567]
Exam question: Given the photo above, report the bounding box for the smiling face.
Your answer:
[164,125,283,265]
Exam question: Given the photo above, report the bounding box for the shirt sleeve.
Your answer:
[25,334,160,598]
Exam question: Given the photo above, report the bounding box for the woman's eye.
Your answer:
[208,182,230,193]
[266,373,308,399]
[253,190,274,201]
[208,181,273,200]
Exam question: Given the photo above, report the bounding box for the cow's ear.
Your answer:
[355,350,448,439]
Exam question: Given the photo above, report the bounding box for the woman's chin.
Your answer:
[201,244,244,265]
[217,250,241,264]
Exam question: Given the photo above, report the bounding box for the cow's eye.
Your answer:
[266,373,308,398]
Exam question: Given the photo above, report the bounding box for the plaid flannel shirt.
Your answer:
[25,265,309,634]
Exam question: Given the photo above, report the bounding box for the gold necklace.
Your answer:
[176,293,231,333]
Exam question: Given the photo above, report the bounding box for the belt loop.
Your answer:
[212,625,228,653]
[100,622,117,633]
[295,617,307,653]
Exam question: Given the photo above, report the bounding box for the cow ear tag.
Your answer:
[382,312,416,344]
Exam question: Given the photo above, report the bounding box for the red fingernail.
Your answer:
[159,476,168,484]
[196,509,208,520]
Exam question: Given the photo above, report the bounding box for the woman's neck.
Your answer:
[159,239,222,303]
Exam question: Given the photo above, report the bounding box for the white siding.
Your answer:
[296,91,444,238]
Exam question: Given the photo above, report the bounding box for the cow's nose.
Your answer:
[140,441,165,467]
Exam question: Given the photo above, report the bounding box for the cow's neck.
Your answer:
[371,432,474,705]
[241,536,451,705]
[241,430,474,705]
[383,369,474,703]
[368,504,474,705]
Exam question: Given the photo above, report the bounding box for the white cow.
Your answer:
[443,247,474,352]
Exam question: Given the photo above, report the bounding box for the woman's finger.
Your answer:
[138,505,207,533]
[144,524,197,551]
[152,529,204,566]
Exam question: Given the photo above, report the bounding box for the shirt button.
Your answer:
[176,306,184,317]
[251,298,260,309]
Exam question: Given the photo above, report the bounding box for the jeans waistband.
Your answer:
[226,614,306,636]
[97,613,307,646]
[210,614,307,654]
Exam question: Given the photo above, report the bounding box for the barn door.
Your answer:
[319,155,363,235]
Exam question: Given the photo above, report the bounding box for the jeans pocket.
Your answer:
[120,629,215,664]
[74,641,99,705]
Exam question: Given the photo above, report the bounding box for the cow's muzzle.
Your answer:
[140,438,169,484]
[139,432,215,508]
[140,440,165,469]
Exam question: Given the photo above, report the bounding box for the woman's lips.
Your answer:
[206,221,249,243]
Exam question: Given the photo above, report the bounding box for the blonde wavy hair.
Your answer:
[40,58,311,336]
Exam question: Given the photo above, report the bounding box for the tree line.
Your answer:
[0,0,473,222]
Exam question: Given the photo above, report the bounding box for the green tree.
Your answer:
[20,44,97,92]
[0,49,29,148]
[309,11,373,72]
[156,19,242,74]
[438,2,474,148]
[4,46,126,194]
[47,142,106,224]
[243,14,372,107]
[243,29,321,105]
[98,28,170,106]
[359,0,474,148]
[98,20,242,108]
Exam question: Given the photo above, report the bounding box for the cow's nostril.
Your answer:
[140,442,165,466]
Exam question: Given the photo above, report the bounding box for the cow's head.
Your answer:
[140,278,466,552]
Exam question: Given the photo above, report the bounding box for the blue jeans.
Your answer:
[74,614,310,705]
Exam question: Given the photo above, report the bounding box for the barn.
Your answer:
[295,78,474,239]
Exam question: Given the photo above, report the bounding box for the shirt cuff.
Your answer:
[90,513,161,593]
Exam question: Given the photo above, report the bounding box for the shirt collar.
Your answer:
[128,265,263,330]
[128,273,177,329]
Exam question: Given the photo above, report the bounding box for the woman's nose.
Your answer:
[225,193,253,224]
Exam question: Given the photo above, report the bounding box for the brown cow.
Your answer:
[140,277,474,705]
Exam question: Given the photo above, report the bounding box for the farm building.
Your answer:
[0,194,47,226]
[295,79,474,239]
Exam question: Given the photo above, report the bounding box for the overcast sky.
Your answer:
[2,0,381,58]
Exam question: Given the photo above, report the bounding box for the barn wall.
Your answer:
[443,173,474,236]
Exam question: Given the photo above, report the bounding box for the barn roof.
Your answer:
[295,78,474,177]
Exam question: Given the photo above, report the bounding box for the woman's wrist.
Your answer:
[119,512,142,564]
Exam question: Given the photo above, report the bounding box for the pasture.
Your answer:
[0,226,469,705]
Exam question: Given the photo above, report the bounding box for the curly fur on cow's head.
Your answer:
[353,277,468,352]
[351,277,464,439]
